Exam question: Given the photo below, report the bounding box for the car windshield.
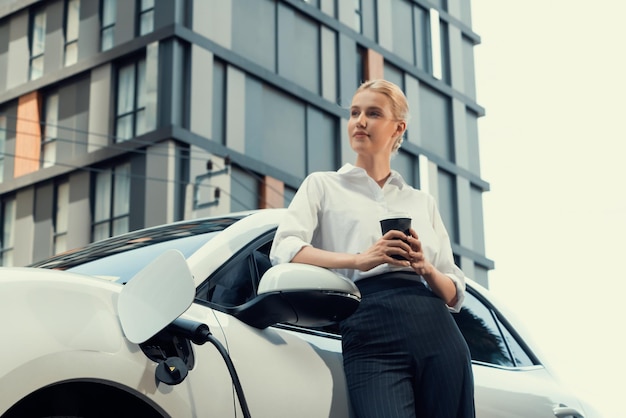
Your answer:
[31,217,242,283]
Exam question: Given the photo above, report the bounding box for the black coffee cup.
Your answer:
[380,214,411,260]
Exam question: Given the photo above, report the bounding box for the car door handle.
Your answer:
[553,405,584,418]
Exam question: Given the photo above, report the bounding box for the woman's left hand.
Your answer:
[406,228,434,278]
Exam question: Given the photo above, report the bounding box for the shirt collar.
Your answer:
[337,163,407,188]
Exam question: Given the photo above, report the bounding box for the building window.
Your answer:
[1,197,16,267]
[64,0,80,66]
[101,0,116,51]
[41,93,59,168]
[93,162,130,242]
[138,0,154,36]
[0,114,6,183]
[356,46,365,86]
[429,8,443,80]
[54,180,69,254]
[29,9,46,80]
[116,58,147,142]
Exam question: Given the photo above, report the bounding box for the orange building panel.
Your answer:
[259,176,284,209]
[15,91,42,178]
[364,49,384,81]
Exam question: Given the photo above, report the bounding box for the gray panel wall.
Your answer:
[0,22,9,93]
[14,187,34,266]
[194,0,232,47]
[306,106,336,173]
[43,0,64,76]
[87,64,112,151]
[419,84,453,160]
[277,4,320,94]
[78,0,102,61]
[437,170,459,244]
[66,170,91,250]
[390,0,414,65]
[211,58,225,144]
[144,141,176,227]
[1,105,17,184]
[245,78,306,179]
[232,0,275,72]
[320,26,337,102]
[114,0,136,46]
[33,182,54,262]
[154,0,185,29]
[157,39,187,128]
[6,11,29,90]
[129,154,146,233]
[189,45,213,140]
[57,75,90,162]
[230,166,258,213]
[462,36,477,100]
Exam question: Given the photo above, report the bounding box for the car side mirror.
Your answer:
[118,249,195,344]
[231,263,361,329]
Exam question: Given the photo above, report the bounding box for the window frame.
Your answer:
[459,288,540,369]
[195,232,275,309]
[0,196,16,267]
[64,0,80,66]
[115,57,147,142]
[29,8,46,81]
[41,92,59,168]
[0,114,6,183]
[53,179,70,255]
[91,162,131,242]
[100,0,116,51]
[138,0,155,36]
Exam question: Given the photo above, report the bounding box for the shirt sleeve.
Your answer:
[270,174,323,265]
[429,197,466,313]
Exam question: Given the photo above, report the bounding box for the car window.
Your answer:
[196,238,273,307]
[494,315,534,367]
[453,291,535,368]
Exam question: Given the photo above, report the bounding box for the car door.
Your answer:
[457,288,586,418]
[193,235,351,418]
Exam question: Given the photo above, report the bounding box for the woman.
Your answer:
[270,79,474,418]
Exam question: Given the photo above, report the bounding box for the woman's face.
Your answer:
[348,90,404,158]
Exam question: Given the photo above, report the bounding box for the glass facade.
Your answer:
[0,114,5,183]
[29,9,46,80]
[42,93,59,168]
[54,180,69,254]
[116,58,147,142]
[93,162,130,242]
[0,197,15,266]
[101,0,116,51]
[64,0,80,66]
[0,0,492,284]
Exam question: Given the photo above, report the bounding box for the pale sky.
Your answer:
[473,1,626,417]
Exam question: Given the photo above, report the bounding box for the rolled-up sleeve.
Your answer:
[270,175,322,265]
[430,197,466,313]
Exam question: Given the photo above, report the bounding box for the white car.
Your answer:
[1,209,595,417]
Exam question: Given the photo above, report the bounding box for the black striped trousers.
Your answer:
[340,273,475,418]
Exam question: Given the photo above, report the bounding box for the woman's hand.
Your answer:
[406,228,435,277]
[406,228,458,306]
[354,230,413,271]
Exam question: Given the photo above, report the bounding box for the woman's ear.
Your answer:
[396,121,407,136]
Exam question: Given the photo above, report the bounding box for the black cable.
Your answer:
[167,318,252,417]
[205,333,252,418]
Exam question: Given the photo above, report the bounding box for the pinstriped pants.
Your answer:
[340,274,475,418]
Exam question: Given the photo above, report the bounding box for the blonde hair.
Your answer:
[355,79,410,152]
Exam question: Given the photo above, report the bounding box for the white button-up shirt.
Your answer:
[270,163,465,310]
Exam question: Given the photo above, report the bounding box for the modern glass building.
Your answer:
[0,0,493,286]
